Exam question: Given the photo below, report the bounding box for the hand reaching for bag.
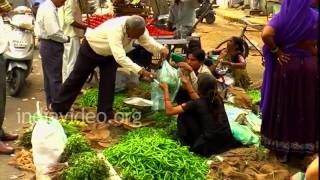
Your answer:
[138,68,156,81]
[159,82,169,91]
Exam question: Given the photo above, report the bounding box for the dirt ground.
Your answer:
[0,16,267,179]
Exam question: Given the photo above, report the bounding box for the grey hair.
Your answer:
[125,15,146,32]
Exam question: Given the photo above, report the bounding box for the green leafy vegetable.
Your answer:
[79,88,99,108]
[64,151,109,180]
[247,90,261,104]
[17,131,32,149]
[146,111,176,122]
[60,134,94,162]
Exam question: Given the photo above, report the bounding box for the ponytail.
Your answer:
[207,89,222,106]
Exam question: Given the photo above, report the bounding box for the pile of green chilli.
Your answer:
[103,128,208,180]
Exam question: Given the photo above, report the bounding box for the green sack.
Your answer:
[151,60,181,111]
[171,53,186,63]
[230,122,259,145]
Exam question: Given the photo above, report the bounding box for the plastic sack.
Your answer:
[230,122,259,145]
[151,60,181,111]
[31,102,67,180]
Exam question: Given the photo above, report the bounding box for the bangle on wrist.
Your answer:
[270,47,279,53]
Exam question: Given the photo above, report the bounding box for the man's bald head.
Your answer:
[125,15,146,39]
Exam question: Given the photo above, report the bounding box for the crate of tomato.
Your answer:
[83,15,113,29]
[146,24,174,37]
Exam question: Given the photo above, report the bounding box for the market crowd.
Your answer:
[0,0,318,176]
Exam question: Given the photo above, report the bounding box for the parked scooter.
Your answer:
[2,6,34,97]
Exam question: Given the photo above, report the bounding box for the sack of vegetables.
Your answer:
[151,60,181,111]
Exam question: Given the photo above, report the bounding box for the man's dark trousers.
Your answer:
[39,39,64,108]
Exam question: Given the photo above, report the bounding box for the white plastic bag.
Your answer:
[31,102,67,180]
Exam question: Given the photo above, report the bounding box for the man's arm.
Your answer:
[63,0,87,30]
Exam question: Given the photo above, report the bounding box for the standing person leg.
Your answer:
[0,55,18,154]
[62,39,71,82]
[39,40,52,108]
[251,0,259,10]
[63,37,80,82]
[45,42,64,104]
[0,55,6,138]
[96,57,119,123]
[52,40,97,114]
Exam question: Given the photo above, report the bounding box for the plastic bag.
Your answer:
[230,122,259,145]
[31,102,67,180]
[151,60,181,111]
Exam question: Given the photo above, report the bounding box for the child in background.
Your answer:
[208,36,251,89]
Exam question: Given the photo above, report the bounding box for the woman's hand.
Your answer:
[221,61,232,66]
[178,62,193,72]
[180,74,190,85]
[159,82,169,91]
[274,49,290,65]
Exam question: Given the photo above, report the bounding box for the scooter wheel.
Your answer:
[7,68,26,97]
[205,13,215,24]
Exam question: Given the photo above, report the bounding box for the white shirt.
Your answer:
[35,0,68,43]
[168,0,199,28]
[0,16,7,53]
[58,0,84,37]
[189,64,213,90]
[85,16,165,74]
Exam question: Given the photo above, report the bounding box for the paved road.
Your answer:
[0,16,264,179]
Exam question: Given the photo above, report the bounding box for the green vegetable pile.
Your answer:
[79,89,137,113]
[79,88,99,107]
[113,93,135,113]
[247,90,261,104]
[63,151,109,180]
[17,130,32,149]
[60,134,94,162]
[146,111,176,122]
[128,81,151,99]
[103,128,208,180]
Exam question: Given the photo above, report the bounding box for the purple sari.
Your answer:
[260,0,319,155]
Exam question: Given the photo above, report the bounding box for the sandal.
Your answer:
[107,119,122,127]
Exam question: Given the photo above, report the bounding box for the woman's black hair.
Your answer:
[187,48,206,62]
[188,39,202,49]
[231,36,244,54]
[230,36,245,63]
[197,73,221,106]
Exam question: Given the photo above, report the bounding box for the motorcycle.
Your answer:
[2,6,34,97]
[195,0,216,24]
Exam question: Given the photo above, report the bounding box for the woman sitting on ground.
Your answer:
[160,73,240,156]
[208,36,251,89]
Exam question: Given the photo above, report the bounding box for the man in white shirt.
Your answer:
[35,0,69,110]
[168,0,200,38]
[58,0,87,82]
[51,15,169,125]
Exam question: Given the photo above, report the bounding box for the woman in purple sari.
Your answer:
[260,0,318,162]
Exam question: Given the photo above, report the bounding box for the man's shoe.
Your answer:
[0,141,14,155]
[0,132,19,141]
